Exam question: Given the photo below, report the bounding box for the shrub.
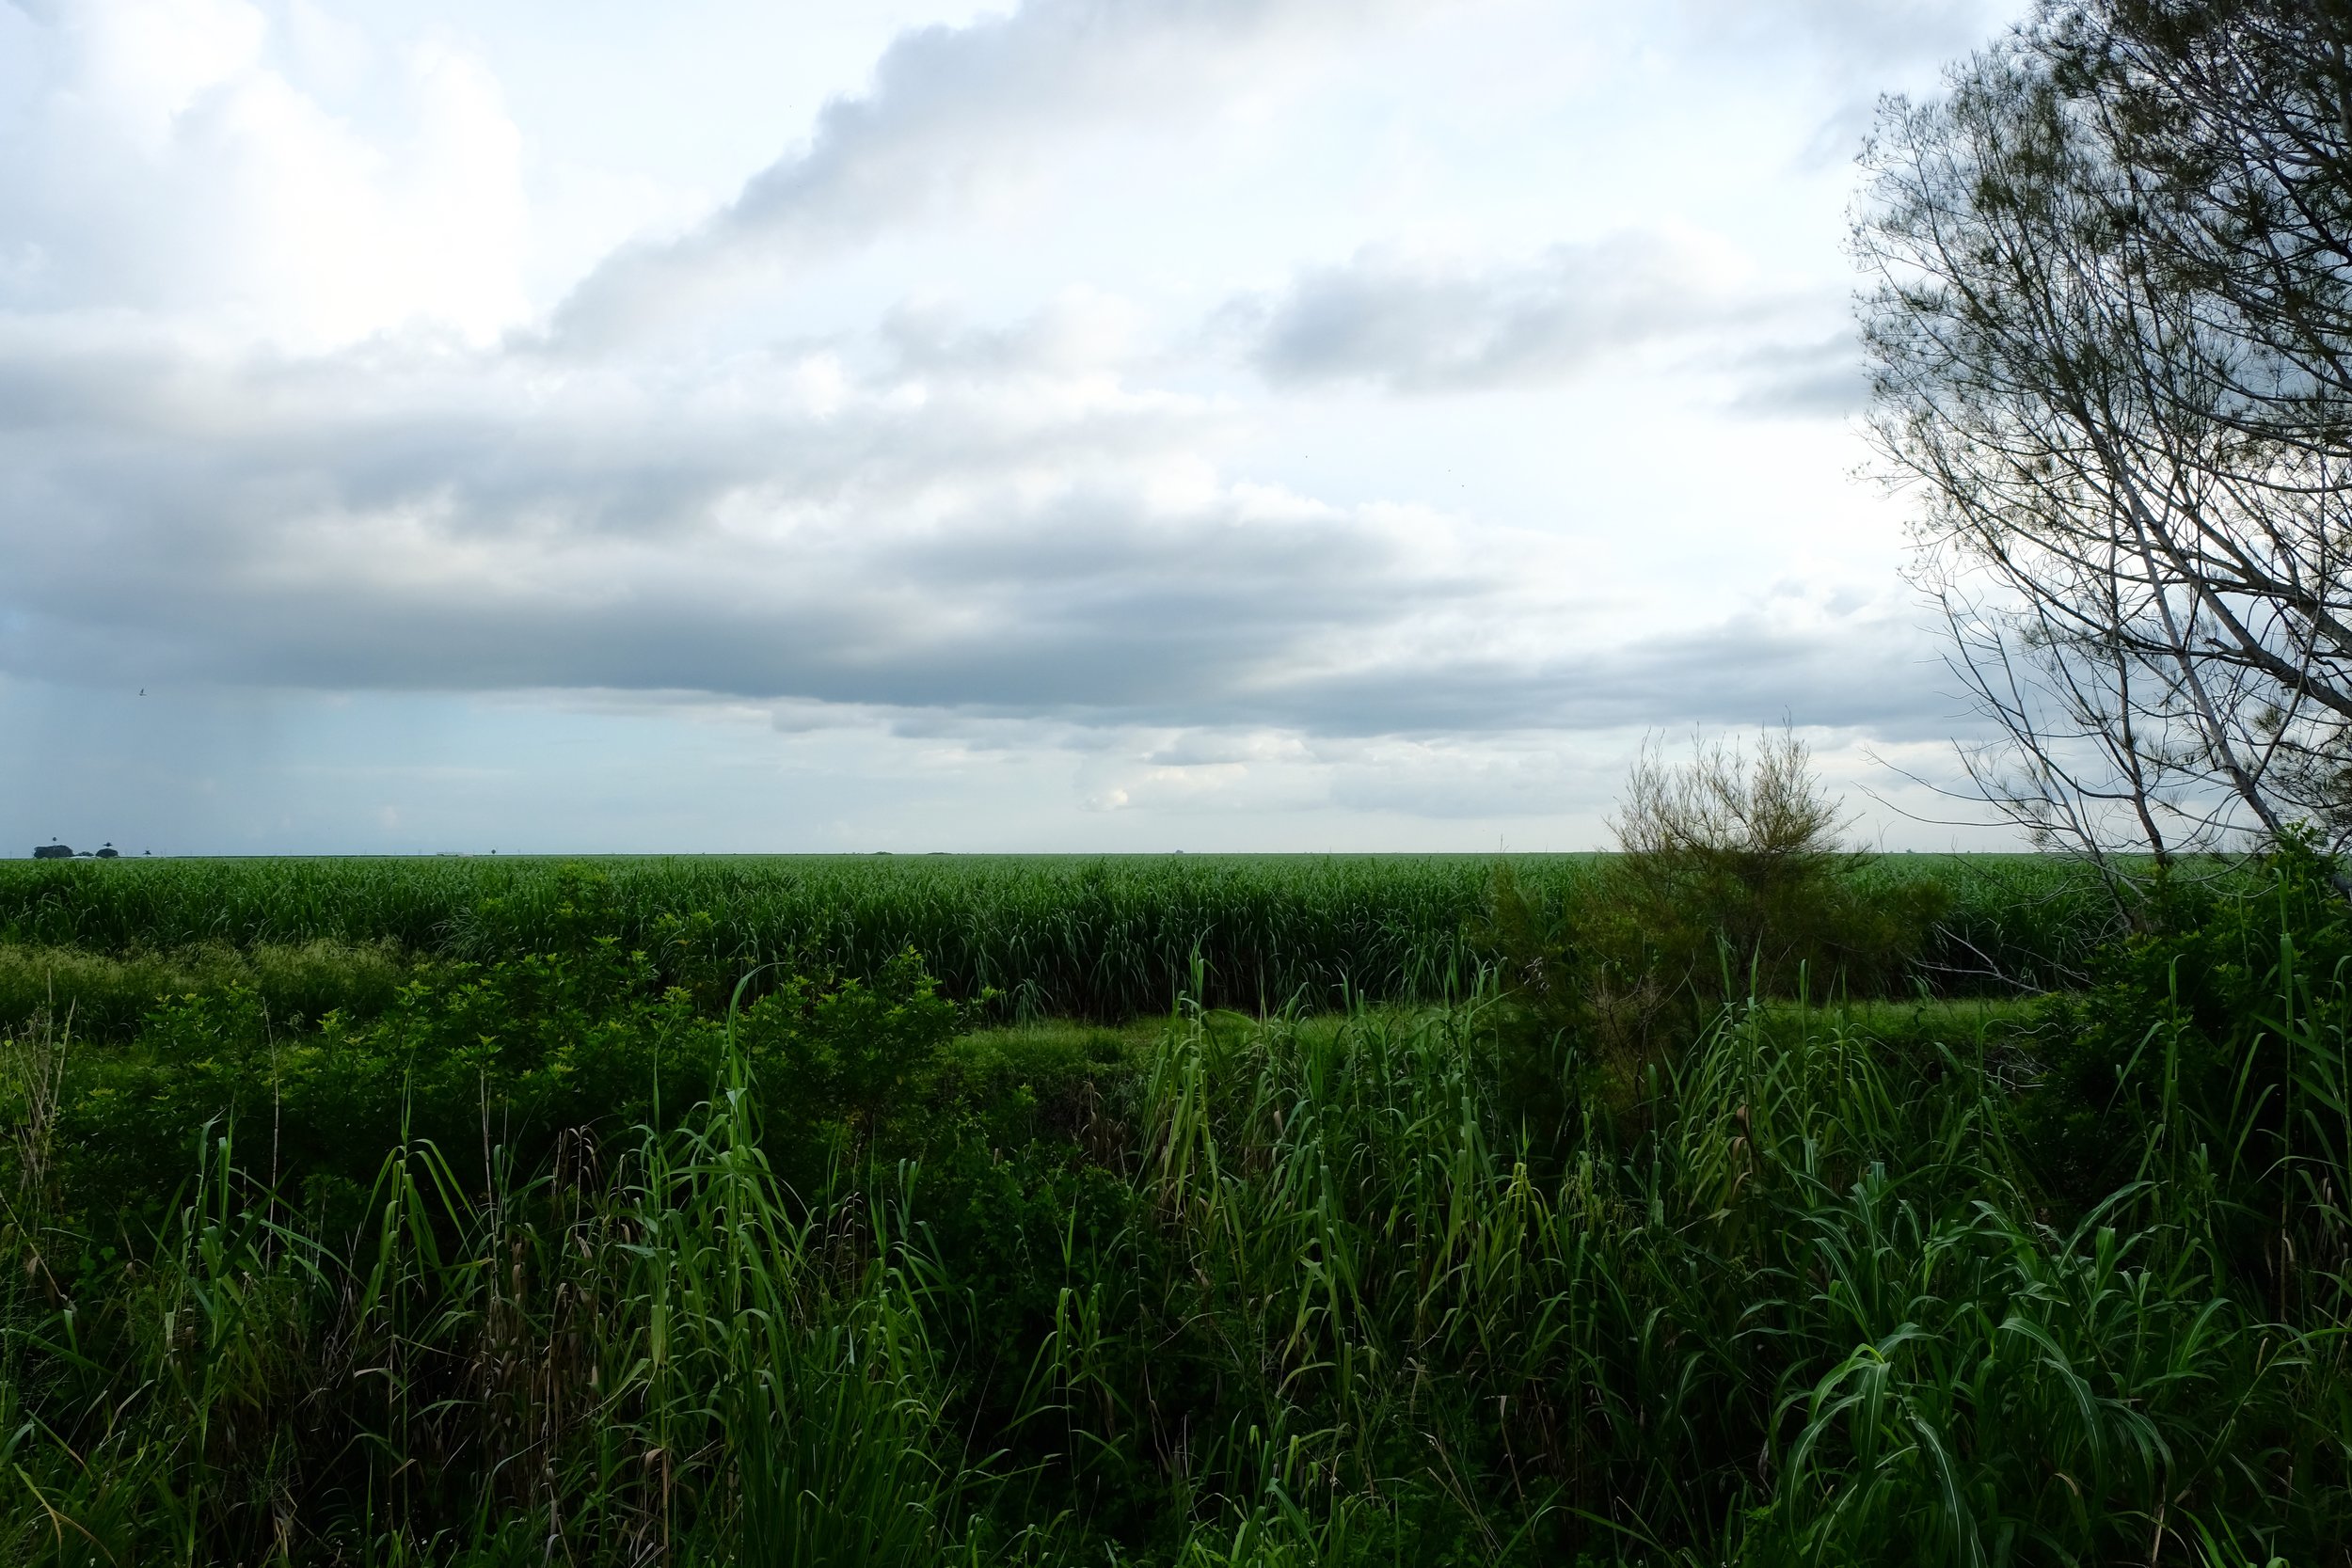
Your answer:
[1483,731,1947,1121]
[1599,729,1942,998]
[0,939,413,1042]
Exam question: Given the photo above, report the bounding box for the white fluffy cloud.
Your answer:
[0,0,530,346]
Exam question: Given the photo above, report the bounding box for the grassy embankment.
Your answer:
[0,850,2340,1564]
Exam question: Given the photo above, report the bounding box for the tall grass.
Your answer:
[3,866,2344,1562]
[1,1005,968,1564]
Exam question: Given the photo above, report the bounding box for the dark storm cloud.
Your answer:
[1230,236,1740,392]
[0,323,1395,709]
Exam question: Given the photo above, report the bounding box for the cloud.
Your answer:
[0,0,1978,852]
[0,303,1931,743]
[1230,613,1948,739]
[549,0,1440,347]
[1227,234,1763,392]
[0,316,1375,707]
[0,0,530,347]
[1324,737,1603,820]
[1725,332,1868,419]
[880,289,1145,380]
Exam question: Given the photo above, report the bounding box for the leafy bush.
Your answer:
[45,933,972,1217]
[0,939,412,1042]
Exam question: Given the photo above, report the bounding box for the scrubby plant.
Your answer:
[2015,832,2352,1275]
[1599,729,1944,997]
[42,935,969,1222]
[1483,731,1948,1123]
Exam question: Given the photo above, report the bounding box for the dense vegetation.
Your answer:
[0,850,2122,1027]
[0,845,2344,1563]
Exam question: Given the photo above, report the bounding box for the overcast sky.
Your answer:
[0,0,2025,855]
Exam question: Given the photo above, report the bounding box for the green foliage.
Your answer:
[2015,835,2352,1258]
[2,863,2346,1563]
[0,849,2119,1026]
[41,935,969,1220]
[1904,851,2138,992]
[0,853,1534,1020]
[0,938,412,1042]
[11,958,2340,1564]
[1598,731,1943,999]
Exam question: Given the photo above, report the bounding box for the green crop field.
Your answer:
[1,849,2342,1564]
[0,850,2124,1027]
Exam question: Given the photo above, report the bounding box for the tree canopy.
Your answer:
[1858,0,2352,887]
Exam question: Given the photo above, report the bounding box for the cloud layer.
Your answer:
[0,310,1934,737]
[0,0,2018,846]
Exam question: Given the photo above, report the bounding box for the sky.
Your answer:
[0,0,2027,855]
